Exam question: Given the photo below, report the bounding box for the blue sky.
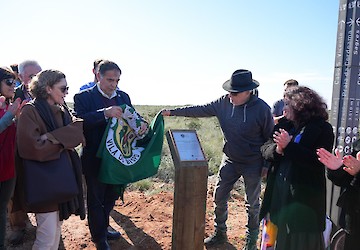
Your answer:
[1,1,339,107]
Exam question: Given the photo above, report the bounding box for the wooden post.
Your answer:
[166,130,208,250]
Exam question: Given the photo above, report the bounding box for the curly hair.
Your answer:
[284,86,328,127]
[29,70,66,99]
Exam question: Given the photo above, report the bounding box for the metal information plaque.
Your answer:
[166,129,207,166]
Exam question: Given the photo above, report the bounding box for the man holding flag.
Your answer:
[74,60,131,250]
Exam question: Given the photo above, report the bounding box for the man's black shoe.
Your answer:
[204,230,228,246]
[106,228,121,240]
[95,240,110,250]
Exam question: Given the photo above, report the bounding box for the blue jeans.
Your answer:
[84,173,119,243]
[0,178,16,249]
[213,155,261,233]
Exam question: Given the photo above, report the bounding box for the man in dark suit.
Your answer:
[74,60,132,250]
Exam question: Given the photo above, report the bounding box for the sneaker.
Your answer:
[204,230,228,246]
[9,229,25,245]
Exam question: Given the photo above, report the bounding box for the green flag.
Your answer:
[97,107,164,185]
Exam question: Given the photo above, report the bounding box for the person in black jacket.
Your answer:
[317,141,360,249]
[260,86,334,250]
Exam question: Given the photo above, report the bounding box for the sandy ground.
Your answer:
[5,177,258,249]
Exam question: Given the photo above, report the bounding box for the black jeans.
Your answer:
[84,173,119,243]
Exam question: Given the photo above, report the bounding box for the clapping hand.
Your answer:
[273,128,292,155]
[317,148,360,175]
[7,98,27,118]
[317,148,343,170]
[343,152,360,176]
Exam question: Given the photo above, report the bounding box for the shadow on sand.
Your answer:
[110,210,162,250]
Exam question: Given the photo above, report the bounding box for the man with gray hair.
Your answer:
[9,60,42,245]
[14,60,42,101]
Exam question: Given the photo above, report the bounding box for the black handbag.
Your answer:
[23,149,79,207]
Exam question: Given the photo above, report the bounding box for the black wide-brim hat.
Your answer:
[222,69,259,93]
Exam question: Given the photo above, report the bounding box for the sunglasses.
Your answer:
[4,79,15,86]
[59,86,69,93]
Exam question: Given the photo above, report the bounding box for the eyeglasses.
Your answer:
[229,92,239,96]
[4,79,15,86]
[59,86,69,93]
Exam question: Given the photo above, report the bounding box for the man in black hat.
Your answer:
[162,69,274,250]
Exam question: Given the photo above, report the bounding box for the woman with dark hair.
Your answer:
[0,68,23,132]
[0,67,23,249]
[260,86,334,249]
[16,70,85,250]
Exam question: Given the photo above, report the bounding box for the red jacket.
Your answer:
[0,107,16,181]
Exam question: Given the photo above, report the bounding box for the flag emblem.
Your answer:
[105,117,145,166]
[97,106,164,185]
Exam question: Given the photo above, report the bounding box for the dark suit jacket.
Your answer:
[73,86,132,176]
[14,84,27,101]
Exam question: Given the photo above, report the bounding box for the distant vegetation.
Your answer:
[134,105,223,183]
